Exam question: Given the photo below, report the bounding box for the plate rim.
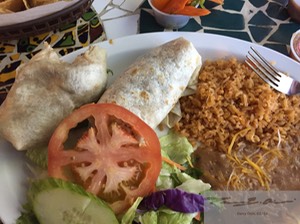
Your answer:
[75,31,300,81]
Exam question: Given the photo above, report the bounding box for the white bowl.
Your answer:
[290,29,300,63]
[148,0,190,29]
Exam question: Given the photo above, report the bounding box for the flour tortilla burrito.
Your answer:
[0,43,108,151]
[99,37,202,128]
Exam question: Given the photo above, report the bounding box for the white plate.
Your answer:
[1,32,299,224]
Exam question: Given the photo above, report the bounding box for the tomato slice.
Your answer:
[48,103,162,214]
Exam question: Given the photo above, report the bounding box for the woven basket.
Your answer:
[0,0,93,41]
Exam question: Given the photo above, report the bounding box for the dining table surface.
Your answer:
[0,0,300,105]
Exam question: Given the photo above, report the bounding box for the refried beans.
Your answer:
[174,58,300,190]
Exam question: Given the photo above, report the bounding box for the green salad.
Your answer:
[17,130,210,224]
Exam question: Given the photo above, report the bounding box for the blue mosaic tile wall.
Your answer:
[140,0,300,56]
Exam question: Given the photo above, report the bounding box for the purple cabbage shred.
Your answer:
[138,188,204,213]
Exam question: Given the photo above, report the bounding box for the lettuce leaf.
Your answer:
[139,209,196,224]
[16,204,39,224]
[121,197,143,224]
[156,149,178,190]
[159,131,194,164]
[157,131,210,194]
[176,176,211,194]
[157,131,196,190]
[25,146,48,169]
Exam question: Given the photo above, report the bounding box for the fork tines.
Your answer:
[245,47,300,95]
[245,47,280,87]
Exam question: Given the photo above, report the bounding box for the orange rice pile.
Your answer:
[174,58,300,189]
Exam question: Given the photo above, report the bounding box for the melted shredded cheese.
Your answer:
[227,128,251,155]
[186,156,194,168]
[226,128,283,190]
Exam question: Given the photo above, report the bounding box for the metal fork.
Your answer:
[245,47,300,95]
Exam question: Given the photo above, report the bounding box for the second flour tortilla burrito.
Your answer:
[99,37,202,128]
